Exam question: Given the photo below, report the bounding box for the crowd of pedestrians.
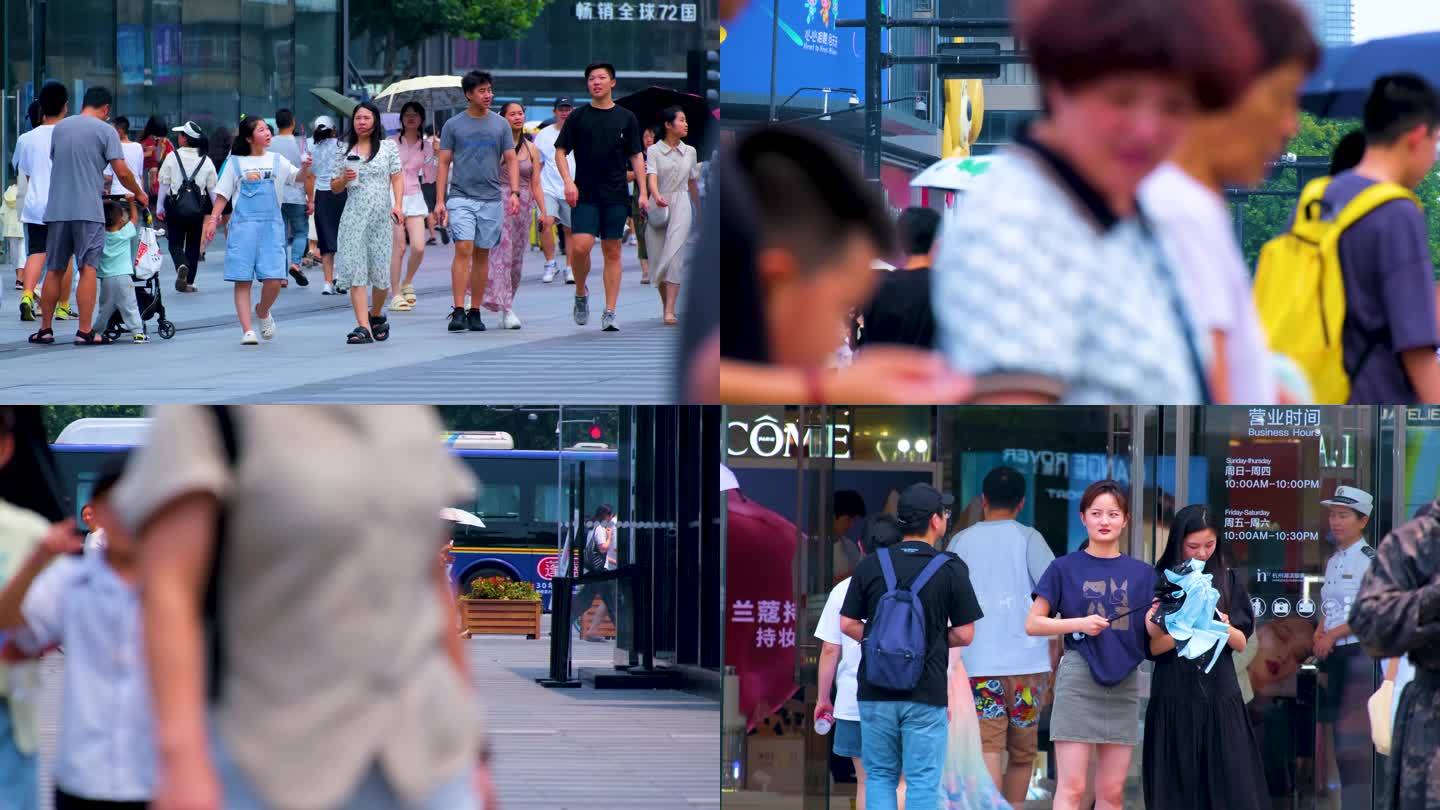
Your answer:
[803,467,1429,809]
[7,63,704,349]
[720,0,1440,406]
[0,405,499,810]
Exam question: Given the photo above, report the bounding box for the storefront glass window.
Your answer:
[44,0,116,108]
[116,0,181,127]
[293,0,340,130]
[181,0,242,129]
[29,0,338,136]
[725,405,1397,810]
[240,0,295,120]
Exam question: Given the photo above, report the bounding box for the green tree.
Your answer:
[351,0,552,86]
[42,406,145,443]
[1235,112,1440,276]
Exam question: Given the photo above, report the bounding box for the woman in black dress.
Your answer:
[1142,504,1269,810]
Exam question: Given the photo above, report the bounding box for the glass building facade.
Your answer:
[2,0,715,191]
[1297,0,1353,46]
[722,405,1435,809]
[550,405,723,690]
[3,0,340,188]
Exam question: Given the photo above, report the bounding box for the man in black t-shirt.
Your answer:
[840,482,982,810]
[859,207,940,350]
[555,62,648,333]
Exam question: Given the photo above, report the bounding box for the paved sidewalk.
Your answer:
[33,625,718,810]
[0,232,681,402]
[477,630,720,809]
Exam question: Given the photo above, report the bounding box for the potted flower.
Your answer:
[459,576,543,639]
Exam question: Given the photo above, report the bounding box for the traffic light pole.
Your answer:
[863,0,883,186]
[837,13,1012,188]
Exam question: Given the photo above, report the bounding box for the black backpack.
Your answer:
[167,153,210,220]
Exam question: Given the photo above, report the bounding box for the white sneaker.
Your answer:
[503,309,522,330]
[241,330,259,345]
[322,282,336,296]
[257,308,276,340]
[564,266,575,284]
[542,262,557,283]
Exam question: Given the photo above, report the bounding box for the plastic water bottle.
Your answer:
[815,711,834,735]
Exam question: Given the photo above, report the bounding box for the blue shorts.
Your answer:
[834,718,862,758]
[0,699,37,810]
[447,197,503,249]
[571,201,629,241]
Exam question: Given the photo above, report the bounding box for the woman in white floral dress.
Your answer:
[332,101,403,344]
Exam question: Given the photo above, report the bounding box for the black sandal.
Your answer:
[370,315,390,342]
[74,330,114,345]
[27,328,54,344]
[346,327,374,344]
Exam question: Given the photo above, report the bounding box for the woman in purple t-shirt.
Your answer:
[1025,480,1156,810]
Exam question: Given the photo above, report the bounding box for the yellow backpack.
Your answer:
[1253,176,1420,403]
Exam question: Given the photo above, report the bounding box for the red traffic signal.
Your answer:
[588,424,603,441]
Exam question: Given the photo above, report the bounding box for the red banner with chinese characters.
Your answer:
[725,488,800,732]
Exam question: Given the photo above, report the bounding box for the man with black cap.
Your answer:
[839,483,983,810]
[535,97,576,284]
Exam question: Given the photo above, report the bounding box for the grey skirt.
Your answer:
[1050,652,1142,745]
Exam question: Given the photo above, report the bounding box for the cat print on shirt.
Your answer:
[1081,578,1132,630]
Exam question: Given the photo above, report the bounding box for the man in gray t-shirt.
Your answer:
[434,70,521,334]
[268,108,311,285]
[36,86,147,345]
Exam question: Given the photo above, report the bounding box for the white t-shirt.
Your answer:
[1140,162,1279,403]
[213,152,301,209]
[102,141,145,196]
[535,124,575,200]
[157,148,219,198]
[12,124,55,225]
[948,520,1054,677]
[813,577,861,721]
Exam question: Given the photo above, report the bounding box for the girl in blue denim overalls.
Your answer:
[203,116,311,345]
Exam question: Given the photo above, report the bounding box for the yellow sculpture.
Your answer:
[940,37,986,158]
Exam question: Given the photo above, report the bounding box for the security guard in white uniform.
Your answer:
[1316,485,1378,807]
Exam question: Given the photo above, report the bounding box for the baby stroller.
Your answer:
[103,208,176,341]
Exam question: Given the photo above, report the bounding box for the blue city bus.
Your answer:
[443,433,619,610]
[50,420,620,612]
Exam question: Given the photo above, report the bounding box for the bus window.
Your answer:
[471,482,522,523]
[534,482,561,524]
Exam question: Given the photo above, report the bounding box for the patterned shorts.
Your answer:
[971,673,1047,761]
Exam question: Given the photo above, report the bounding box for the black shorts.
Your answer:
[55,786,148,809]
[24,223,47,255]
[571,201,629,241]
[314,189,347,256]
[422,182,437,212]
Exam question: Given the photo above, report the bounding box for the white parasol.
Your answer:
[374,75,468,112]
[440,507,486,528]
[909,155,1002,192]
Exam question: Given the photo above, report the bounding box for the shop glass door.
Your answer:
[1159,406,1391,810]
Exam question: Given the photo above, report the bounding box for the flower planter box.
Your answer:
[459,598,542,639]
[580,594,617,639]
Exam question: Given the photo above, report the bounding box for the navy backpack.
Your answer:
[862,547,950,691]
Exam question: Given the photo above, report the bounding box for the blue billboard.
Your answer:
[721,0,878,107]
